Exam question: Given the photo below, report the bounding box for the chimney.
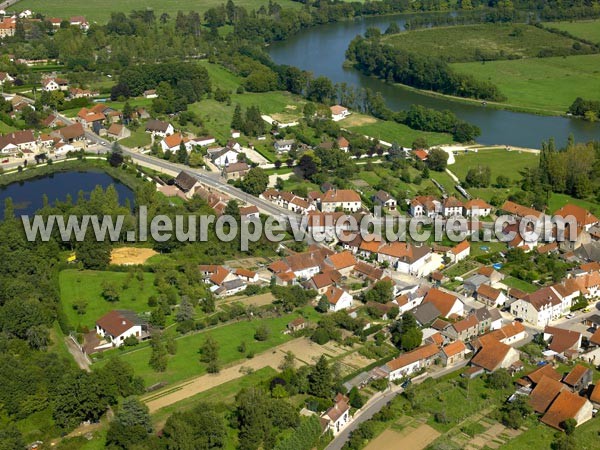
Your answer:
[122,320,126,325]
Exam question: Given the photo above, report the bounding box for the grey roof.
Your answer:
[473,306,502,323]
[275,139,295,146]
[574,241,600,262]
[411,302,441,326]
[464,274,489,289]
[145,119,170,132]
[343,371,372,392]
[373,190,394,203]
[586,314,600,326]
[115,309,146,326]
[223,279,246,291]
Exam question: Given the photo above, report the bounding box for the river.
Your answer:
[0,170,134,220]
[268,14,600,148]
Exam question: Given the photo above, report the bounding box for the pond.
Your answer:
[0,170,135,220]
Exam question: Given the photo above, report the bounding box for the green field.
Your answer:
[345,116,453,147]
[103,307,320,386]
[59,269,158,330]
[383,24,584,63]
[450,148,538,184]
[543,20,600,44]
[452,54,600,113]
[15,0,302,23]
[120,129,151,149]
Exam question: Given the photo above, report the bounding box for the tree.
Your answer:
[364,280,393,303]
[0,425,25,450]
[400,327,423,351]
[427,148,448,171]
[109,142,124,167]
[465,165,491,187]
[162,403,227,449]
[175,298,194,323]
[200,336,220,373]
[76,234,111,270]
[231,103,244,130]
[149,334,168,372]
[316,295,330,313]
[177,142,188,164]
[297,154,318,180]
[279,351,296,371]
[241,167,268,196]
[348,386,364,408]
[561,418,577,435]
[308,355,333,398]
[254,324,270,341]
[496,174,510,188]
[106,396,152,449]
[486,368,512,389]
[101,281,121,302]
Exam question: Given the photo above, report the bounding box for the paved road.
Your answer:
[325,361,468,450]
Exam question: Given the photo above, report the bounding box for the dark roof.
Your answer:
[96,310,144,337]
[174,171,197,192]
[145,119,170,132]
[411,302,441,326]
[58,123,85,140]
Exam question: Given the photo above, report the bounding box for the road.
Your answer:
[325,361,468,450]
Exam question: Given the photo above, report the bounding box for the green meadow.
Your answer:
[543,20,600,44]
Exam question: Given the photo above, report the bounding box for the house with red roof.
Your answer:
[323,251,357,276]
[321,393,352,435]
[422,288,464,318]
[440,340,467,366]
[540,390,593,430]
[464,198,492,217]
[377,242,432,276]
[553,204,599,251]
[95,310,147,348]
[510,287,564,327]
[476,284,507,308]
[330,105,349,121]
[320,189,362,213]
[383,343,440,380]
[324,286,353,312]
[446,240,470,263]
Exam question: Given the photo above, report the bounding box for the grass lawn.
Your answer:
[450,149,538,184]
[102,307,320,386]
[383,23,586,63]
[543,20,600,44]
[547,192,600,215]
[345,117,453,148]
[502,275,537,293]
[59,269,158,330]
[470,241,507,257]
[15,0,302,23]
[120,129,151,149]
[0,120,18,133]
[452,54,600,113]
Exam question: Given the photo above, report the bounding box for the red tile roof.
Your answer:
[327,251,357,270]
[541,390,589,430]
[529,375,566,413]
[96,310,137,337]
[544,326,581,354]
[442,340,466,358]
[322,189,361,204]
[450,240,470,255]
[423,288,460,318]
[562,364,590,388]
[386,343,440,372]
[470,340,512,372]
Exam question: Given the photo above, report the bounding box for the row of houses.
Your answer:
[410,196,493,218]
[0,122,87,156]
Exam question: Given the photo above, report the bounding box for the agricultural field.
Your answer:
[382,24,586,63]
[59,269,158,330]
[100,307,321,386]
[452,54,600,113]
[543,20,600,44]
[14,0,302,23]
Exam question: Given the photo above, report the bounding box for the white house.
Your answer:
[95,310,146,347]
[274,139,294,153]
[446,240,470,263]
[145,119,174,138]
[325,286,353,312]
[161,133,193,153]
[321,394,352,435]
[410,196,441,218]
[510,287,563,327]
[443,197,464,217]
[208,147,239,168]
[0,72,14,85]
[193,136,216,147]
[476,284,507,308]
[320,189,362,213]
[464,199,493,217]
[42,77,69,92]
[422,288,465,318]
[384,343,440,381]
[330,105,349,122]
[377,242,432,276]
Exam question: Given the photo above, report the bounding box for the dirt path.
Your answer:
[143,338,344,412]
[365,424,440,450]
[65,337,91,372]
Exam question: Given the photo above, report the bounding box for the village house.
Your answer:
[510,287,564,327]
[410,196,441,218]
[320,189,362,213]
[173,171,200,197]
[473,307,503,333]
[234,268,259,283]
[377,242,432,276]
[323,251,357,277]
[422,288,465,318]
[443,314,479,342]
[478,266,505,285]
[0,130,37,155]
[394,287,427,315]
[77,107,106,129]
[145,119,174,138]
[440,340,467,366]
[321,393,352,435]
[239,205,260,220]
[553,204,599,251]
[384,343,440,381]
[464,198,493,217]
[500,200,545,222]
[274,139,295,152]
[95,310,148,348]
[543,326,581,358]
[143,89,158,99]
[70,16,90,31]
[337,136,350,152]
[590,384,600,408]
[69,87,97,99]
[287,317,307,333]
[477,321,527,346]
[305,270,342,295]
[161,133,193,153]
[446,240,470,263]
[193,136,216,147]
[0,72,14,85]
[372,190,397,211]
[470,338,520,373]
[223,162,250,180]
[106,124,131,140]
[0,17,16,38]
[324,286,353,312]
[443,196,464,217]
[57,123,86,144]
[42,77,69,92]
[540,390,593,430]
[353,261,384,283]
[562,364,593,393]
[268,247,333,281]
[208,146,239,168]
[330,105,350,121]
[476,284,507,308]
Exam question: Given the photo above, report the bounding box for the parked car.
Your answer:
[566,313,575,319]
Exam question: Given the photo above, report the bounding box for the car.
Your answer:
[566,313,575,319]
[401,379,412,389]
[514,317,524,323]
